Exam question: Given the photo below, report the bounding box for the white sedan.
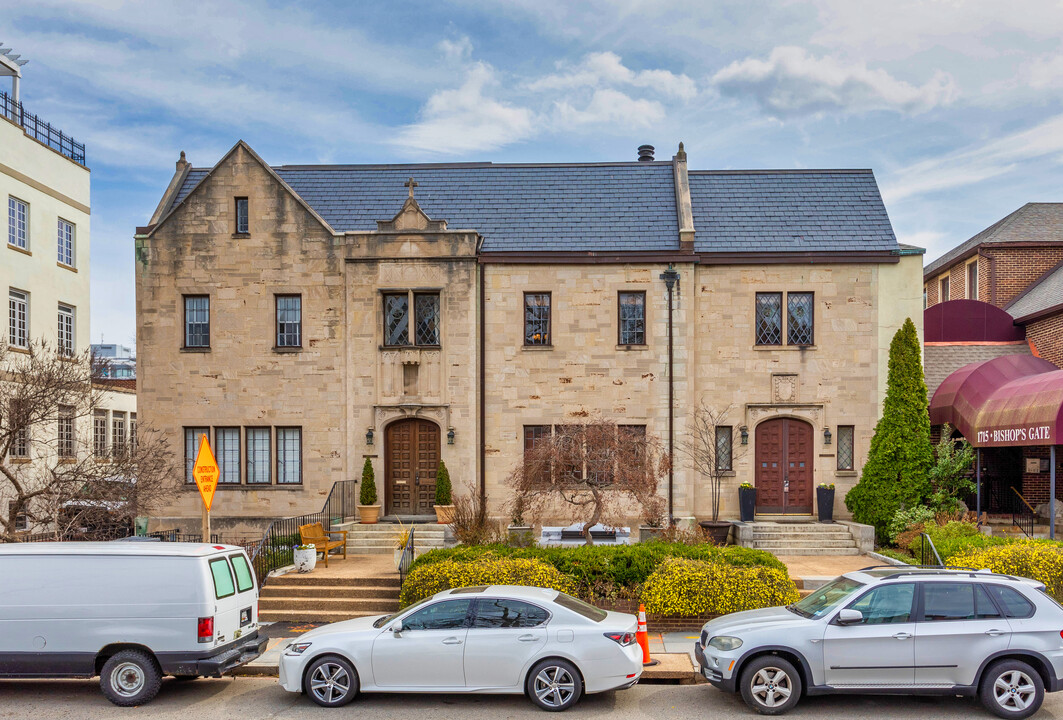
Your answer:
[278,585,643,711]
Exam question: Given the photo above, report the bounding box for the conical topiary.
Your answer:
[435,460,452,506]
[359,457,378,505]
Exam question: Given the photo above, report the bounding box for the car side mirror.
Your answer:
[390,621,405,635]
[836,609,863,626]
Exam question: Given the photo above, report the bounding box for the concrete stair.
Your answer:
[336,522,448,556]
[746,521,861,556]
[259,574,402,623]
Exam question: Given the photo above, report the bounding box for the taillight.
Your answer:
[198,616,214,643]
[604,631,636,646]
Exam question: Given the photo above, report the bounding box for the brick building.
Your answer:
[135,141,923,533]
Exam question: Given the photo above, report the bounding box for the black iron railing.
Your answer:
[1,91,86,165]
[1010,487,1037,539]
[398,527,416,584]
[917,532,944,567]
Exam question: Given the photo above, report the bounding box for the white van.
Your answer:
[0,542,267,706]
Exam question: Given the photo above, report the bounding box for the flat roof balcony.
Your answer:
[1,90,85,166]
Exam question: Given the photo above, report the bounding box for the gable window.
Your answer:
[383,291,440,347]
[246,427,271,484]
[276,295,302,348]
[9,289,28,348]
[755,292,783,345]
[967,261,978,300]
[215,427,240,484]
[57,218,75,267]
[715,426,733,471]
[57,405,75,459]
[837,425,855,471]
[277,427,302,484]
[184,295,210,348]
[618,291,646,345]
[8,196,27,250]
[184,427,209,483]
[57,304,75,357]
[235,197,249,234]
[939,276,950,303]
[94,410,109,458]
[787,292,814,346]
[524,292,551,346]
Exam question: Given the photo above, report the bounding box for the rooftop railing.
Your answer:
[1,90,86,166]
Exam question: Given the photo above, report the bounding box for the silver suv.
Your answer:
[696,566,1063,718]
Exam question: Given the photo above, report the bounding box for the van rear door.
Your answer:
[205,551,257,647]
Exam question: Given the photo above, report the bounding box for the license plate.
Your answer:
[240,607,252,626]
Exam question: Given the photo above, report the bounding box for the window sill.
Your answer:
[7,244,31,257]
[616,344,648,351]
[185,484,304,491]
[273,346,303,353]
[180,347,211,353]
[232,232,251,239]
[379,345,442,351]
[57,261,77,272]
[8,346,31,355]
[58,457,77,464]
[8,458,31,465]
[718,470,736,477]
[835,470,858,477]
[752,345,817,351]
[522,344,554,351]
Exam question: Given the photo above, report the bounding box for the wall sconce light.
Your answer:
[739,426,749,445]
[365,428,374,446]
[447,428,456,445]
[823,427,832,445]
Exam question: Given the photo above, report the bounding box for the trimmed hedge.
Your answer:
[400,557,575,606]
[641,558,799,616]
[947,542,1063,601]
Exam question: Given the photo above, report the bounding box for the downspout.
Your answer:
[479,249,486,508]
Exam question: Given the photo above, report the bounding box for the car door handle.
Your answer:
[892,632,912,640]
[518,634,539,642]
[442,637,463,645]
[985,629,1003,637]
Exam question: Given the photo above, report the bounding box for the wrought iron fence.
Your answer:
[398,527,416,584]
[1,91,86,165]
[1009,487,1037,539]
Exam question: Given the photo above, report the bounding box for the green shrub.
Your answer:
[874,548,917,565]
[947,542,1063,601]
[641,558,799,616]
[887,505,936,543]
[435,461,452,505]
[359,458,377,506]
[909,521,1009,560]
[399,557,575,606]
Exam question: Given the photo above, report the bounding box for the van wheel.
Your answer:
[739,656,802,715]
[100,650,162,706]
[304,655,359,707]
[980,659,1044,719]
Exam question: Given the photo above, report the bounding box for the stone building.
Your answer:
[136,141,923,533]
[923,203,1063,368]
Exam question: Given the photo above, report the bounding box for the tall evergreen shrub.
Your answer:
[359,457,378,505]
[844,318,933,540]
[436,460,452,505]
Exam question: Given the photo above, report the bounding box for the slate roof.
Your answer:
[168,161,901,255]
[924,343,1032,398]
[1006,260,1063,321]
[688,170,898,254]
[924,203,1063,278]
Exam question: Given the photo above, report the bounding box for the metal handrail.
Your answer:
[918,532,944,567]
[1,91,86,165]
[398,527,416,584]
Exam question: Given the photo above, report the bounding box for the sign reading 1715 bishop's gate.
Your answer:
[976,424,1053,447]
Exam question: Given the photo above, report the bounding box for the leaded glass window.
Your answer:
[277,427,302,484]
[715,426,732,471]
[384,294,410,346]
[619,292,645,345]
[524,293,551,346]
[216,427,240,484]
[755,293,782,345]
[415,294,440,345]
[184,295,210,348]
[787,292,814,345]
[185,427,209,483]
[837,425,854,471]
[246,427,272,484]
[276,295,301,347]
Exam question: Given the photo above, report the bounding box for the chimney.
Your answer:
[637,144,655,162]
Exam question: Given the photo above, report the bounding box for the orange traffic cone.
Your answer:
[636,604,659,667]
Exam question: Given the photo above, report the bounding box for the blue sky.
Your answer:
[4,0,1063,347]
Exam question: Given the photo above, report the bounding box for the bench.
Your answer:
[298,523,348,568]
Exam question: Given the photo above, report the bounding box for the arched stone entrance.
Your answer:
[755,417,814,514]
[385,418,441,515]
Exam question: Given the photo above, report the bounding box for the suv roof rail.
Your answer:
[856,565,1021,581]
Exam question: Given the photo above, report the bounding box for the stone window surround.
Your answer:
[181,425,304,489]
[380,288,442,349]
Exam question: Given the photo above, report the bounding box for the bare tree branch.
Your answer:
[674,401,748,522]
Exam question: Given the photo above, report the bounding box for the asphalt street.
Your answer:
[0,677,1057,720]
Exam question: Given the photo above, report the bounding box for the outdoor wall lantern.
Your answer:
[739,426,749,445]
[365,428,374,446]
[823,427,832,445]
[447,428,456,445]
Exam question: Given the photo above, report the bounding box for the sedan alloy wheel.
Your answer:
[527,659,583,711]
[305,656,359,708]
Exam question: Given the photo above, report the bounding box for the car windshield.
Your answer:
[788,576,864,618]
[373,596,433,628]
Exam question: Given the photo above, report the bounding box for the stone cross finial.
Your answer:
[404,177,419,199]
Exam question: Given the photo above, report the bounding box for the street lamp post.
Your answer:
[660,264,680,526]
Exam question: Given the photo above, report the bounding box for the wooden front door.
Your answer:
[755,418,813,514]
[385,419,441,515]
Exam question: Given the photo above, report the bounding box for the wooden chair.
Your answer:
[299,523,348,568]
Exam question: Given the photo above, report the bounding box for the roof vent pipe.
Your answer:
[637,145,655,162]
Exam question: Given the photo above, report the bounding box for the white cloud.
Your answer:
[528,52,697,100]
[393,64,535,155]
[554,89,665,127]
[712,46,958,117]
[438,36,474,62]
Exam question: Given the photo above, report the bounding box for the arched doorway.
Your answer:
[385,418,441,515]
[755,418,813,514]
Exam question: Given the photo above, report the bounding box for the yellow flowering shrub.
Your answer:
[399,556,576,606]
[641,557,799,616]
[947,541,1063,600]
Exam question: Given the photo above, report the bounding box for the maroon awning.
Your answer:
[929,354,1063,447]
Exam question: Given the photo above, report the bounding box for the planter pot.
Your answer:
[358,504,381,524]
[817,488,836,523]
[698,520,732,545]
[293,547,317,573]
[639,526,665,543]
[435,504,456,524]
[738,487,757,522]
[394,549,405,568]
[508,525,534,547]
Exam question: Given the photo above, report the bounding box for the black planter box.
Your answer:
[738,487,756,522]
[817,487,835,523]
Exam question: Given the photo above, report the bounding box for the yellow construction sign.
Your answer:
[192,434,220,512]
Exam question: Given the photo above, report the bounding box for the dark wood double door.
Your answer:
[385,419,441,515]
[755,418,814,514]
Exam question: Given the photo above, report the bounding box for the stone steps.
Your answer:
[753,539,858,549]
[266,575,400,588]
[258,610,389,623]
[751,532,853,540]
[260,596,401,613]
[743,521,860,556]
[260,585,397,600]
[259,564,403,622]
